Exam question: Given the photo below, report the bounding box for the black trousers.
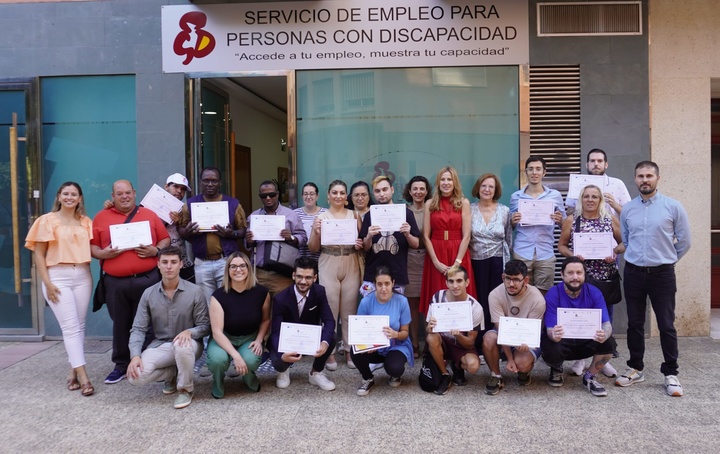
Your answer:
[104,268,160,370]
[351,349,407,381]
[624,263,679,376]
[271,336,336,373]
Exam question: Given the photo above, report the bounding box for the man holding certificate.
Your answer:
[482,260,546,395]
[270,257,337,391]
[509,156,566,294]
[359,176,420,296]
[245,180,307,295]
[178,167,247,304]
[565,148,631,217]
[542,257,615,397]
[91,180,170,385]
[425,265,485,395]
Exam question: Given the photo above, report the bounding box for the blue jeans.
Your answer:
[623,263,679,376]
[194,258,226,304]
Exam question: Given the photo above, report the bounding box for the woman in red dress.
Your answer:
[420,166,476,314]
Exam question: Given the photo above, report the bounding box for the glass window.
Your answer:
[41,75,136,337]
[296,67,519,205]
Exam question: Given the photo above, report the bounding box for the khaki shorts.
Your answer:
[512,252,556,291]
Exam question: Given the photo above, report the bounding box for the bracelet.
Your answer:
[454,259,461,265]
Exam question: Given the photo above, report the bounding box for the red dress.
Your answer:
[419,197,477,314]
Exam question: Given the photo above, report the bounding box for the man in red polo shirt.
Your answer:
[91,180,170,384]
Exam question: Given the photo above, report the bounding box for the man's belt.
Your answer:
[106,269,157,279]
[626,262,675,274]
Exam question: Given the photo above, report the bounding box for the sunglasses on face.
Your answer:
[259,192,278,199]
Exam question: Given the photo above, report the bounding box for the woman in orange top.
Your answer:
[25,182,94,396]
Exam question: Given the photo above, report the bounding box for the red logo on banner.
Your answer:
[173,12,216,65]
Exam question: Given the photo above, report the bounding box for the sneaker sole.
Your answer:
[615,376,645,387]
[666,387,683,397]
[548,381,564,388]
[485,385,503,396]
[325,363,338,371]
[104,376,126,384]
[174,399,192,409]
[163,388,178,395]
[591,390,608,397]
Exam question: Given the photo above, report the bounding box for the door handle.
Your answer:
[9,112,24,296]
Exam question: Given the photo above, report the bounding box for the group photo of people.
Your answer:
[26,149,690,409]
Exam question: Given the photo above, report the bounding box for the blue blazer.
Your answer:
[270,283,335,353]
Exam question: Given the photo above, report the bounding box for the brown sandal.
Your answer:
[67,378,81,391]
[80,381,94,396]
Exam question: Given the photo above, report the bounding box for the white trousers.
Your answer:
[43,263,93,368]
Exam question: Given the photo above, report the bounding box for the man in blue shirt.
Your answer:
[618,161,690,397]
[542,256,615,397]
[510,156,566,295]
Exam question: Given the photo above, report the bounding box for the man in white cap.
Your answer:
[165,173,195,282]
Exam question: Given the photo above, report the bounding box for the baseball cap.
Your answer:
[166,173,192,192]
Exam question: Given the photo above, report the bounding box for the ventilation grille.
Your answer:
[528,65,581,178]
[538,2,642,36]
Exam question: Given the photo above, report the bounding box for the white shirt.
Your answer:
[566,174,631,217]
[294,285,307,315]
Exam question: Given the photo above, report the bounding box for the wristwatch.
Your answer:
[290,235,296,243]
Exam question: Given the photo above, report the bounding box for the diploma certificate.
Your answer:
[370,204,406,232]
[557,308,602,340]
[321,219,358,246]
[348,315,390,347]
[497,317,542,348]
[278,322,322,356]
[567,174,606,199]
[139,184,184,224]
[249,215,285,241]
[518,199,555,226]
[573,232,614,260]
[190,201,229,232]
[110,220,153,250]
[430,301,473,333]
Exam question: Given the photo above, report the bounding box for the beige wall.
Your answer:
[649,0,719,335]
[228,92,289,212]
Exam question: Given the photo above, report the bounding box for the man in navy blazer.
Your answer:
[270,257,337,391]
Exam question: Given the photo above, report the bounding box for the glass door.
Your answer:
[0,80,40,337]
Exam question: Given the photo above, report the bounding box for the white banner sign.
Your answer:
[161,0,529,73]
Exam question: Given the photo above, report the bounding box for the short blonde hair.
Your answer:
[222,252,256,292]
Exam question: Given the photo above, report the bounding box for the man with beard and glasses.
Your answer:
[542,256,615,397]
[566,148,631,217]
[617,161,690,397]
[481,260,546,395]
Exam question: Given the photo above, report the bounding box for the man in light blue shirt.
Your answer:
[617,161,690,397]
[510,156,566,294]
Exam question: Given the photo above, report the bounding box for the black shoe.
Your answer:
[548,368,564,387]
[612,349,620,358]
[485,375,504,396]
[451,363,467,386]
[517,372,531,386]
[434,374,451,395]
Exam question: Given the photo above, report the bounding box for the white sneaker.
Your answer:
[276,369,290,389]
[198,365,211,377]
[479,355,486,366]
[369,363,384,373]
[309,371,336,391]
[664,375,683,396]
[571,359,585,376]
[601,362,617,378]
[226,361,240,378]
[325,355,338,371]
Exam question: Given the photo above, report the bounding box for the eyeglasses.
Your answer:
[503,276,524,284]
[259,192,278,199]
[229,263,248,271]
